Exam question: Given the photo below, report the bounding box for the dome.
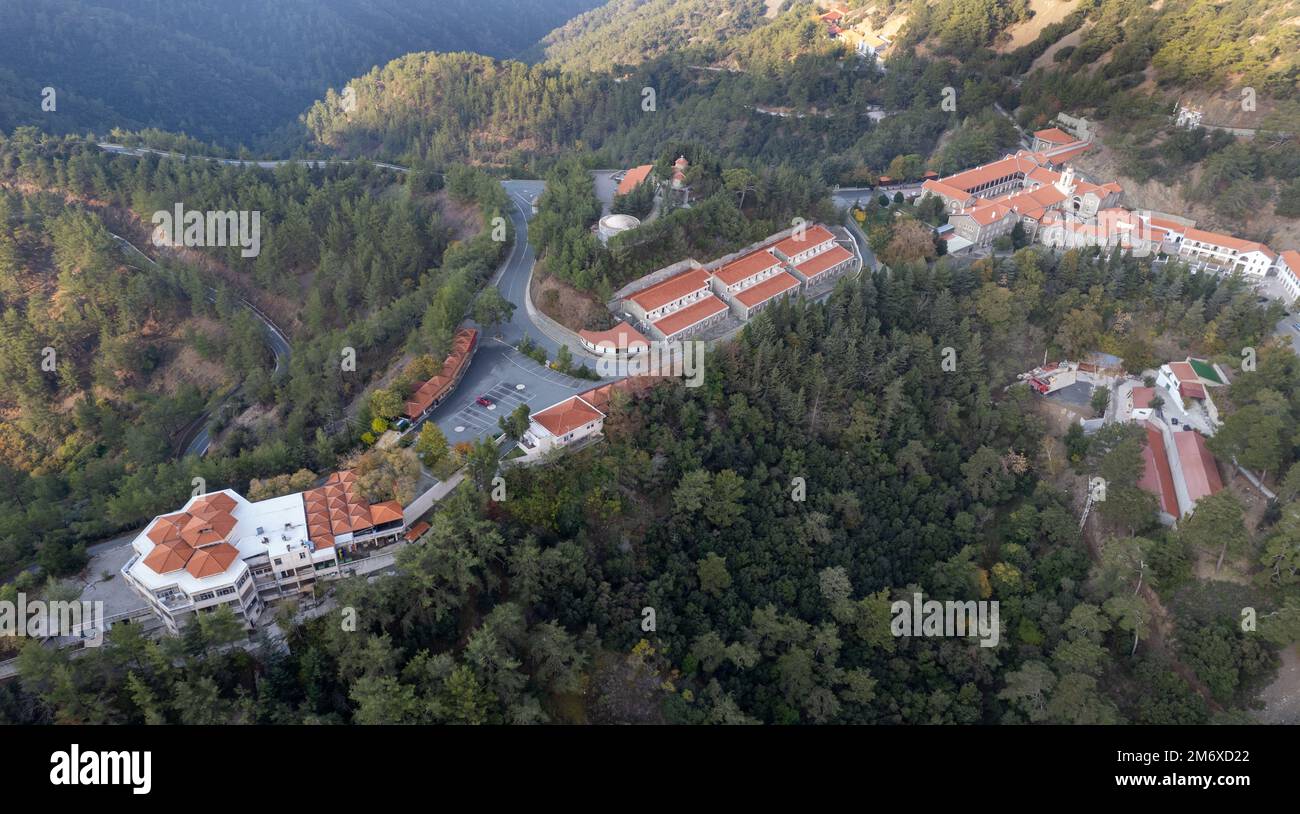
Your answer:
[601,214,640,230]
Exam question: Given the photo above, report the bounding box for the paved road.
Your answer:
[97,143,408,173]
[98,144,591,449]
[111,234,291,456]
[414,179,616,447]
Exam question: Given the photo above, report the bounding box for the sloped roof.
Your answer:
[1280,249,1300,273]
[770,225,836,259]
[1034,127,1076,145]
[1182,227,1275,258]
[142,539,194,574]
[652,294,728,338]
[532,396,605,438]
[796,244,854,279]
[713,249,783,286]
[1174,431,1223,505]
[579,321,651,350]
[735,270,801,308]
[627,268,711,311]
[616,165,654,196]
[185,542,240,579]
[369,500,404,525]
[403,327,478,419]
[1130,387,1155,409]
[1138,423,1179,517]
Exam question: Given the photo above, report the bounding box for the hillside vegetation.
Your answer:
[0,0,602,148]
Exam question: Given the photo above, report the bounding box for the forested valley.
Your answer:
[0,130,510,583]
[7,238,1299,723]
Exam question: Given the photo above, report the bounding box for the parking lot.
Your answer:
[444,381,537,437]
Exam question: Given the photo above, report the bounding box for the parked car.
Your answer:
[394,418,411,431]
[476,396,493,407]
[1292,322,1300,332]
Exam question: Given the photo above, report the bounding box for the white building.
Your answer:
[1274,249,1300,302]
[522,396,605,455]
[1172,227,1275,276]
[122,472,408,634]
[1154,360,1223,429]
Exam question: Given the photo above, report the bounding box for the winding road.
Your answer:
[98,144,589,452]
[100,143,883,452]
[110,233,292,457]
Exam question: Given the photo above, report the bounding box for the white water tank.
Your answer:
[598,213,641,243]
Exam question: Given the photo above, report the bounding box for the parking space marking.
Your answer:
[444,380,547,435]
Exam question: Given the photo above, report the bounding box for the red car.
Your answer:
[475,396,493,407]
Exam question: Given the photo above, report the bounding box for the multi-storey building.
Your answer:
[711,247,801,320]
[619,223,859,338]
[1275,250,1300,301]
[1172,228,1277,276]
[122,472,408,634]
[624,267,730,341]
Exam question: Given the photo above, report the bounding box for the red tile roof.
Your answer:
[303,470,382,549]
[771,225,836,259]
[1174,431,1223,505]
[185,542,240,579]
[921,179,974,203]
[714,249,783,286]
[370,500,403,525]
[627,268,711,312]
[404,327,478,419]
[795,244,854,279]
[652,294,728,338]
[934,155,1041,193]
[1138,423,1179,517]
[1034,127,1076,145]
[579,321,651,351]
[1182,227,1276,259]
[146,513,188,544]
[1130,386,1155,409]
[1168,361,1197,382]
[405,521,430,543]
[1280,249,1300,272]
[531,396,605,438]
[143,540,194,574]
[617,165,654,196]
[1180,380,1207,400]
[735,271,801,308]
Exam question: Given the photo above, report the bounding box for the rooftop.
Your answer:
[1182,227,1275,258]
[770,225,837,259]
[714,249,783,286]
[1173,431,1223,505]
[795,244,854,279]
[1138,423,1179,517]
[1034,127,1077,145]
[616,165,654,196]
[531,396,605,438]
[579,320,651,350]
[735,270,801,308]
[627,267,712,311]
[652,294,728,338]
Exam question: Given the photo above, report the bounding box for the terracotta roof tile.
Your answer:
[651,294,728,338]
[627,268,712,311]
[735,271,801,308]
[532,396,605,438]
